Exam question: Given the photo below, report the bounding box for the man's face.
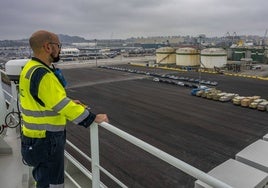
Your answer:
[49,37,61,63]
[50,50,60,63]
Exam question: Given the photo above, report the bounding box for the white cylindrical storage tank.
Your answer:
[176,47,200,66]
[201,48,227,68]
[226,48,233,60]
[156,47,176,64]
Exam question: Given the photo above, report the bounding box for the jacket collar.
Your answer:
[31,57,53,71]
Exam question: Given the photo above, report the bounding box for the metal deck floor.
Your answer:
[0,129,30,188]
[0,128,92,188]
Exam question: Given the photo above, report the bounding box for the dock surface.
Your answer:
[63,64,268,187]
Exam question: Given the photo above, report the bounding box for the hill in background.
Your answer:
[58,34,89,44]
[0,34,89,47]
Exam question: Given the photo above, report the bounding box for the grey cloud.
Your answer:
[0,0,268,40]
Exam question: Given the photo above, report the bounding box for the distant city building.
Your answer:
[134,36,184,45]
[0,33,267,63]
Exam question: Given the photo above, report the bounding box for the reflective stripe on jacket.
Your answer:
[19,59,90,138]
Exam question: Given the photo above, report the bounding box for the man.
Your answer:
[19,30,108,188]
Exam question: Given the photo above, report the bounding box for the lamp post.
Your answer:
[198,35,203,88]
[95,39,98,67]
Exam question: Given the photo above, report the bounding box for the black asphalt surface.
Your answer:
[63,64,268,188]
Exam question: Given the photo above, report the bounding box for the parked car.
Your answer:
[232,96,245,105]
[153,78,160,82]
[219,93,238,102]
[206,89,221,100]
[191,86,209,96]
[240,96,260,107]
[249,99,267,109]
[213,92,227,101]
[257,101,268,111]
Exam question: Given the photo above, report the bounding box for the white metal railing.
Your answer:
[0,69,17,113]
[89,122,233,188]
[1,69,233,188]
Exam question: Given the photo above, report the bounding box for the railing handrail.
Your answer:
[97,122,233,188]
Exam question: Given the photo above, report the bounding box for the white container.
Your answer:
[176,47,200,66]
[5,59,29,81]
[156,47,176,64]
[201,48,227,69]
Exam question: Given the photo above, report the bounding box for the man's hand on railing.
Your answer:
[94,114,109,124]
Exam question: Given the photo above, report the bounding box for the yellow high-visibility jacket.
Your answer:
[19,58,96,138]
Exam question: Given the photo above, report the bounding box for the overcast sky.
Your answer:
[0,0,267,40]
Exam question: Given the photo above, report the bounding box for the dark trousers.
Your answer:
[21,131,66,188]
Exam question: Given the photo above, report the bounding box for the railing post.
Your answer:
[7,82,18,113]
[90,122,100,188]
[0,72,7,126]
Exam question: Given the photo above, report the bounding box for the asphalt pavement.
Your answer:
[63,64,268,188]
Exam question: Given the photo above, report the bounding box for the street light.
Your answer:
[198,35,203,88]
[95,39,98,67]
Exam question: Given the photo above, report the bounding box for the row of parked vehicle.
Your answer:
[152,77,200,88]
[100,65,268,111]
[233,96,268,111]
[151,74,218,86]
[99,65,218,86]
[191,87,237,101]
[191,87,268,112]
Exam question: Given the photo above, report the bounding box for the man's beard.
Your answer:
[51,53,60,63]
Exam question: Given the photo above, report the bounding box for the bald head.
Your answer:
[29,30,58,54]
[29,30,61,65]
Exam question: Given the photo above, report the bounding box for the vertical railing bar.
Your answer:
[90,122,100,188]
[66,140,126,187]
[64,151,107,188]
